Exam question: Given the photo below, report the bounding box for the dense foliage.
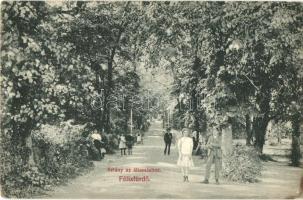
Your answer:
[0,1,151,197]
[222,144,262,183]
[1,121,93,197]
[0,1,302,197]
[142,2,303,163]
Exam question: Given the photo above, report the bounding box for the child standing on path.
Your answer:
[177,128,194,182]
[136,132,142,144]
[119,134,126,156]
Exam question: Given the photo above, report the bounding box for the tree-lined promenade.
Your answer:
[1,1,303,198]
[42,122,301,199]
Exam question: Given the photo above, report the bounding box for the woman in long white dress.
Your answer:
[177,128,194,182]
[119,134,126,156]
[136,133,142,144]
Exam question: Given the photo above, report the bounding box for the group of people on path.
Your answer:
[87,130,143,159]
[89,121,224,184]
[89,130,108,160]
[163,123,223,184]
[118,132,143,156]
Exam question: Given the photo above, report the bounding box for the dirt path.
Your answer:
[42,121,302,199]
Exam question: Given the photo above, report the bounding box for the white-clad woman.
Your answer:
[177,128,194,182]
[136,132,142,144]
[119,134,126,156]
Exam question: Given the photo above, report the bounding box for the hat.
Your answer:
[182,128,192,136]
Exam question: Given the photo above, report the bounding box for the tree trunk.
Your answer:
[253,116,269,154]
[254,86,271,154]
[25,134,35,166]
[92,61,103,131]
[104,26,125,133]
[246,114,253,145]
[12,126,33,166]
[104,58,113,133]
[222,123,233,157]
[291,113,301,167]
[191,89,199,132]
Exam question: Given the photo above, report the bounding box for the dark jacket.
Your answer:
[125,135,134,148]
[164,132,173,143]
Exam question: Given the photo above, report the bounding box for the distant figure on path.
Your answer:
[100,132,108,159]
[192,131,199,151]
[126,134,134,155]
[136,132,142,144]
[194,132,203,156]
[177,128,194,182]
[119,134,126,156]
[202,124,222,185]
[164,127,173,155]
[91,130,103,160]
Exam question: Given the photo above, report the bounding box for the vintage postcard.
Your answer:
[1,1,303,199]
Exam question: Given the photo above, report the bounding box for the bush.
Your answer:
[1,121,93,198]
[31,122,93,180]
[221,143,262,183]
[2,164,52,197]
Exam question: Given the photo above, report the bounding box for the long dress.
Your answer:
[137,133,142,143]
[177,137,194,167]
[119,135,126,149]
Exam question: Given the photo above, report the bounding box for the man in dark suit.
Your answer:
[125,134,134,155]
[164,127,173,155]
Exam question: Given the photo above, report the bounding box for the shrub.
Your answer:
[2,165,50,197]
[31,122,94,180]
[221,143,262,183]
[1,121,93,198]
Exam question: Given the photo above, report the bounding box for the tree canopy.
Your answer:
[1,3,303,196]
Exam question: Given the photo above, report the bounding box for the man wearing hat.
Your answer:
[164,127,173,155]
[202,123,222,184]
